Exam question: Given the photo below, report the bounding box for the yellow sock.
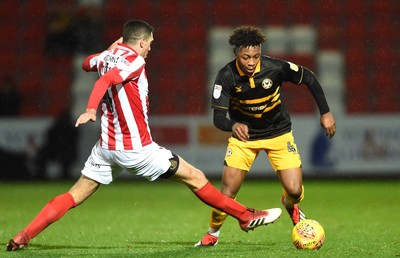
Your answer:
[209,208,228,232]
[283,185,304,207]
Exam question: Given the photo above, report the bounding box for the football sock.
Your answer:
[207,228,220,237]
[209,208,228,230]
[194,181,248,221]
[22,192,77,240]
[283,185,304,207]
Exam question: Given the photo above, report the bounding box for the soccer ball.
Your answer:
[291,219,325,250]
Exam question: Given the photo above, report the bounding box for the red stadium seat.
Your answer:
[346,93,371,113]
[346,72,370,92]
[104,0,128,17]
[156,26,181,46]
[318,23,343,50]
[370,19,398,46]
[20,51,45,70]
[371,47,396,71]
[181,1,208,22]
[0,1,20,23]
[260,0,288,25]
[345,46,369,73]
[236,1,268,25]
[21,22,46,48]
[130,1,154,18]
[316,0,342,25]
[345,72,372,113]
[343,0,370,21]
[371,72,397,93]
[104,23,123,46]
[0,23,19,38]
[19,74,46,116]
[282,82,316,114]
[373,91,399,113]
[151,125,189,145]
[158,0,180,17]
[0,50,18,72]
[344,22,369,46]
[288,0,315,25]
[209,0,238,25]
[370,0,394,17]
[23,0,48,22]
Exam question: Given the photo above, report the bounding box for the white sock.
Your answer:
[208,228,220,237]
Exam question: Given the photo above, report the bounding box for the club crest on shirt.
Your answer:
[213,84,222,99]
[262,78,273,89]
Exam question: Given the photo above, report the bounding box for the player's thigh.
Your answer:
[169,156,208,191]
[120,143,174,181]
[224,137,258,171]
[81,142,122,185]
[267,131,302,171]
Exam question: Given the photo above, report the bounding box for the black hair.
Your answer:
[229,26,266,48]
[123,19,154,43]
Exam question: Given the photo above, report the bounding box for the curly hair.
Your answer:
[228,26,266,48]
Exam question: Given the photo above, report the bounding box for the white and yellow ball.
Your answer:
[291,219,325,250]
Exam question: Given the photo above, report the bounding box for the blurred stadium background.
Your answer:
[0,0,399,180]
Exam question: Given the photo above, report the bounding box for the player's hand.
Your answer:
[108,37,123,50]
[232,122,249,142]
[320,112,336,139]
[75,109,97,127]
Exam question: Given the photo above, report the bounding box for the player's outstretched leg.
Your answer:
[6,231,30,251]
[6,192,76,251]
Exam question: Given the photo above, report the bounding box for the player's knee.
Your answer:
[284,185,304,203]
[290,186,303,199]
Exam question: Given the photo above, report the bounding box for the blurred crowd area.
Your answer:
[0,0,399,118]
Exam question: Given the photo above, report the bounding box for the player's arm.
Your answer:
[213,109,249,141]
[82,53,100,72]
[75,68,122,127]
[82,38,122,72]
[300,68,336,138]
[284,62,336,138]
[213,108,235,131]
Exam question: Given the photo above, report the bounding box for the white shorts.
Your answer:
[81,141,174,184]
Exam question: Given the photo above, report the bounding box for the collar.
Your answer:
[117,42,139,55]
[235,59,261,77]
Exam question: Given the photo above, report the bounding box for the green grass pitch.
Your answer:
[1,178,399,257]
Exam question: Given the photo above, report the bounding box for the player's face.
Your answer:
[235,45,261,76]
[141,33,154,58]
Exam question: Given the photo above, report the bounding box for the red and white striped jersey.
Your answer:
[82,43,153,150]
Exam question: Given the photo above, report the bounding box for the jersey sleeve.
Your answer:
[211,68,231,110]
[82,53,101,72]
[87,68,120,109]
[281,60,304,84]
[282,60,330,115]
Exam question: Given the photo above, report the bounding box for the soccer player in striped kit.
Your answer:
[7,20,282,251]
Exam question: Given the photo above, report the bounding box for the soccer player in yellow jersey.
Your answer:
[195,26,336,247]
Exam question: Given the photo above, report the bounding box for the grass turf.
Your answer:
[1,178,399,257]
